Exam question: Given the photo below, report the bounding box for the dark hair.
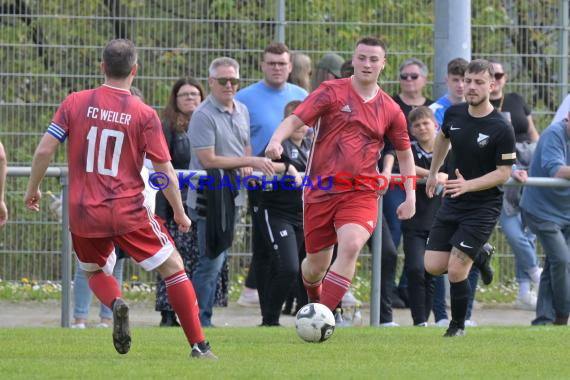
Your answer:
[162,77,205,133]
[264,42,290,57]
[409,106,437,124]
[340,60,354,78]
[447,57,468,76]
[466,59,495,78]
[355,37,387,53]
[102,39,137,79]
[284,100,302,118]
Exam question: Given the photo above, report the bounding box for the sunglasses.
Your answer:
[494,72,505,80]
[214,77,240,86]
[400,73,419,80]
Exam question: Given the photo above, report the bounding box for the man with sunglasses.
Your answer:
[265,36,417,318]
[187,57,274,327]
[235,42,308,316]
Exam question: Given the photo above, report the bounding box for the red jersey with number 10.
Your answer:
[48,84,170,237]
[293,78,410,203]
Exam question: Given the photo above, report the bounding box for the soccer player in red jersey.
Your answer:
[265,37,417,313]
[24,39,216,359]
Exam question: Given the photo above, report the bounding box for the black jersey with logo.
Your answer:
[441,103,516,203]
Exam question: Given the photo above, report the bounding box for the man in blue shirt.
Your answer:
[235,42,308,319]
[429,57,468,128]
[521,114,570,326]
[236,42,308,156]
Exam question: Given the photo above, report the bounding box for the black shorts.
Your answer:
[426,198,502,259]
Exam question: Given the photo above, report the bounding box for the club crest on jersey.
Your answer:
[291,148,298,159]
[341,104,352,113]
[477,133,490,147]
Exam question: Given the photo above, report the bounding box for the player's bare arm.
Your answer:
[395,148,417,220]
[444,165,511,198]
[265,114,305,159]
[152,160,191,233]
[24,134,60,212]
[0,141,7,225]
[426,132,451,198]
[196,148,274,176]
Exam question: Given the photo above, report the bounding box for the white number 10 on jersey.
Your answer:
[86,126,125,177]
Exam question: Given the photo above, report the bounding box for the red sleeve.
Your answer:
[385,107,410,151]
[293,83,334,127]
[48,94,75,142]
[142,109,171,163]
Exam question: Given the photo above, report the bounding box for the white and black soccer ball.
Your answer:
[295,303,335,343]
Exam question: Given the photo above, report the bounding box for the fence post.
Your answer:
[369,196,383,326]
[60,171,71,327]
[560,0,569,102]
[276,0,285,43]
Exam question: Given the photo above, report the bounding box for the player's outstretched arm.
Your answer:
[24,134,60,212]
[265,115,305,160]
[0,141,7,225]
[152,160,191,233]
[395,148,417,220]
[426,132,450,198]
[445,165,512,198]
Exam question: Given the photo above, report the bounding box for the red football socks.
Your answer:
[88,271,122,309]
[302,274,323,303]
[320,271,351,312]
[165,271,205,345]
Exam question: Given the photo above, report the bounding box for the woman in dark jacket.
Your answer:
[154,77,206,326]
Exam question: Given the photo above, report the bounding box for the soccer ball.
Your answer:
[295,303,335,343]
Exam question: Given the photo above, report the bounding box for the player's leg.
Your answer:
[302,199,337,303]
[319,223,370,312]
[115,220,216,359]
[319,192,377,312]
[72,234,129,353]
[445,247,474,336]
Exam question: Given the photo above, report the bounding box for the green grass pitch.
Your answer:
[0,326,568,379]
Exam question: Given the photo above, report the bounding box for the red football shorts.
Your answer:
[72,215,174,274]
[304,191,378,254]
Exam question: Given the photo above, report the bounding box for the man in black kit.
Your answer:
[424,59,516,337]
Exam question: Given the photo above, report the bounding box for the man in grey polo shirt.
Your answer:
[187,56,274,327]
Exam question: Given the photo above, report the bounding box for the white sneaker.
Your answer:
[96,322,110,328]
[237,288,259,307]
[380,321,400,327]
[341,290,361,306]
[515,292,537,311]
[415,322,428,327]
[435,319,449,327]
[71,323,86,329]
[465,319,478,327]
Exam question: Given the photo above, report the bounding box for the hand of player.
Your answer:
[396,197,416,220]
[425,173,439,198]
[512,169,528,183]
[287,165,303,187]
[265,140,283,160]
[24,189,42,212]
[254,157,275,177]
[174,212,192,233]
[0,200,7,226]
[443,169,470,198]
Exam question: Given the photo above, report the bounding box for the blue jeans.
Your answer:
[73,258,124,320]
[500,207,538,283]
[191,212,227,327]
[523,210,570,324]
[382,187,406,248]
